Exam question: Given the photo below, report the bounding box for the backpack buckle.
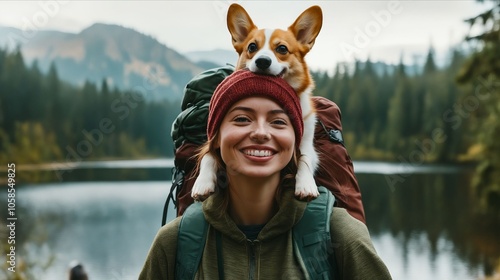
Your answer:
[318,120,345,147]
[328,129,344,146]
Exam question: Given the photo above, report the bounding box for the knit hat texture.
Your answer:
[207,70,303,145]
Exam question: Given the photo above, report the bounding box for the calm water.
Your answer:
[1,161,498,279]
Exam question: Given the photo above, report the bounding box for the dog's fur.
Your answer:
[192,4,322,199]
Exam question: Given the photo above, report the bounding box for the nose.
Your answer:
[255,56,272,70]
[250,122,270,142]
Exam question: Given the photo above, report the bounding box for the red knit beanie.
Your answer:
[207,70,303,146]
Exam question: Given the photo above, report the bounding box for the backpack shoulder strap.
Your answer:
[293,186,336,280]
[175,187,336,280]
[175,202,208,280]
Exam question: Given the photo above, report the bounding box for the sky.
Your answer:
[0,1,491,72]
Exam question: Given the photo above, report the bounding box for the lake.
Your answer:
[1,160,498,279]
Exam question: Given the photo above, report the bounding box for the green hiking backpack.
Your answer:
[171,66,235,150]
[175,186,336,280]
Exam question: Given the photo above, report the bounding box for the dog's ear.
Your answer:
[227,4,257,51]
[288,5,323,51]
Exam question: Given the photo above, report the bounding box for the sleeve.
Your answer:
[139,217,182,280]
[330,208,392,280]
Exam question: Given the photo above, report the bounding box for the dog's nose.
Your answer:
[255,56,272,70]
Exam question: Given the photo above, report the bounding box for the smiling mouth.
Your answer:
[243,149,274,157]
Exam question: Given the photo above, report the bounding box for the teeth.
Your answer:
[244,150,272,157]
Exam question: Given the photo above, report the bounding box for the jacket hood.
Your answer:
[202,187,307,243]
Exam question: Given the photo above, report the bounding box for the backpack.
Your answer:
[175,186,336,280]
[163,65,366,225]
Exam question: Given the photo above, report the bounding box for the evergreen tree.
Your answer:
[346,60,368,145]
[27,60,43,120]
[331,63,350,111]
[386,65,411,153]
[438,48,468,162]
[45,62,62,131]
[423,46,438,74]
[1,47,26,136]
[457,0,500,214]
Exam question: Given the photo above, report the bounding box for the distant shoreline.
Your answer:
[0,158,475,186]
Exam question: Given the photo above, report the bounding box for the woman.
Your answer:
[140,70,392,279]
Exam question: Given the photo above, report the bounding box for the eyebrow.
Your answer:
[229,106,286,115]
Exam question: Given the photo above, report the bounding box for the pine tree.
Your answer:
[27,60,43,120]
[1,47,26,136]
[45,63,61,124]
[437,48,468,162]
[423,46,438,74]
[387,58,412,153]
[457,0,500,214]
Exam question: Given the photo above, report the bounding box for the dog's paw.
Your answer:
[295,175,320,200]
[295,157,319,200]
[191,176,215,201]
[191,155,217,201]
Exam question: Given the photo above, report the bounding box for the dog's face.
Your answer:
[227,4,322,94]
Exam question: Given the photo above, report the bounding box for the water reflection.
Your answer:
[1,166,498,279]
[358,171,500,279]
[3,182,173,280]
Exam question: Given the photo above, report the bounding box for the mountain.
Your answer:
[0,23,207,101]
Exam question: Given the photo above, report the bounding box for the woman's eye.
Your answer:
[272,119,287,126]
[234,116,250,123]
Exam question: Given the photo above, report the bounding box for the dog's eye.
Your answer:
[276,45,288,55]
[248,43,258,53]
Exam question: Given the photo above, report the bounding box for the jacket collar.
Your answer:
[202,187,307,242]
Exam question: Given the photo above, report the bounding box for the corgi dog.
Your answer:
[192,3,322,199]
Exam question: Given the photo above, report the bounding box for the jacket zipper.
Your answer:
[247,240,259,280]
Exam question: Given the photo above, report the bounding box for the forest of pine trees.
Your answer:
[0,47,180,166]
[0,45,483,166]
[1,45,481,168]
[456,0,499,216]
[313,48,475,163]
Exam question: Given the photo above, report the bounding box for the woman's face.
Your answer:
[215,96,296,181]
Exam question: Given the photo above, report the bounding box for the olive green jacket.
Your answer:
[139,188,392,279]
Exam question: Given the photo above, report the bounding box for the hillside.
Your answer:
[0,23,208,101]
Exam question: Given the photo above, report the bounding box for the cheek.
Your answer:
[277,131,296,157]
[218,128,243,160]
[219,128,240,147]
[284,142,295,161]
